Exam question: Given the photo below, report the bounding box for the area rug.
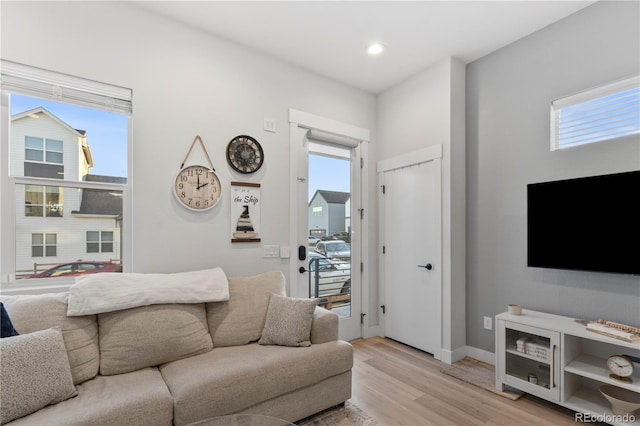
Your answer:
[440,356,523,401]
[297,401,380,426]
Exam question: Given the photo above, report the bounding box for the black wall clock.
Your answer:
[226,135,264,174]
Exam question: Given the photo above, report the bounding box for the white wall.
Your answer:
[1,1,376,289]
[466,0,640,353]
[376,57,466,361]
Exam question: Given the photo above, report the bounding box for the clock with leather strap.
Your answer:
[174,135,221,211]
[226,135,264,174]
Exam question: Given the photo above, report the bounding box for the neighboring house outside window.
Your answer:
[308,190,350,239]
[2,60,131,285]
[11,108,121,276]
[11,109,125,277]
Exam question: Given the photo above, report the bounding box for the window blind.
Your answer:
[551,75,640,150]
[1,60,132,115]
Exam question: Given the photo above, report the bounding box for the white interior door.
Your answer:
[381,155,442,358]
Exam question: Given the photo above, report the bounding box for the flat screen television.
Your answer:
[527,170,640,275]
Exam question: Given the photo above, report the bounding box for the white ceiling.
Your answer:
[134,1,597,94]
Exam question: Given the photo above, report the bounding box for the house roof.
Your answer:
[13,107,85,137]
[310,190,350,206]
[12,107,94,168]
[71,175,126,216]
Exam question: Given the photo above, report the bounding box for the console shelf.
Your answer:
[496,310,640,425]
[565,354,640,393]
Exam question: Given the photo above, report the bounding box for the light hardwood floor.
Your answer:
[349,337,584,426]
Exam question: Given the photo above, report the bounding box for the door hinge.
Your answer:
[380,305,386,314]
[381,184,385,194]
[358,208,364,219]
[360,262,364,273]
[382,245,386,254]
[360,157,364,168]
[360,313,367,324]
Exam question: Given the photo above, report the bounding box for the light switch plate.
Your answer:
[263,245,280,258]
[264,118,277,133]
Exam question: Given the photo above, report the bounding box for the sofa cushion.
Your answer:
[1,293,99,385]
[1,302,19,337]
[258,294,317,347]
[5,368,173,426]
[0,327,77,424]
[160,340,353,426]
[98,303,213,375]
[206,271,286,347]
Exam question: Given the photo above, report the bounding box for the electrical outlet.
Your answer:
[483,316,493,330]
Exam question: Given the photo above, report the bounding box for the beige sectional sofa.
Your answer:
[0,271,353,425]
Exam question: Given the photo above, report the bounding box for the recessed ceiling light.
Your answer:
[367,43,385,56]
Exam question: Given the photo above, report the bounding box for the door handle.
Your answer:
[298,267,308,274]
[418,263,433,270]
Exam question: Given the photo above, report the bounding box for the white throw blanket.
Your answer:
[67,267,229,316]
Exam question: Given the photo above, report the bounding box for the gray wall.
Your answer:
[466,1,640,353]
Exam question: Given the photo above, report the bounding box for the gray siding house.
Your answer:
[308,190,349,239]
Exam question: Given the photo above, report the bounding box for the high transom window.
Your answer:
[551,75,640,150]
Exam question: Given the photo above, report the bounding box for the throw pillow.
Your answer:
[0,327,77,424]
[258,294,318,347]
[206,271,286,347]
[1,302,19,338]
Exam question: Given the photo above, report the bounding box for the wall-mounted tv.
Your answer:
[527,170,640,275]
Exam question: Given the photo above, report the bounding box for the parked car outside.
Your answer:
[315,240,350,261]
[31,261,122,278]
[308,251,350,297]
[308,235,321,245]
[330,232,350,243]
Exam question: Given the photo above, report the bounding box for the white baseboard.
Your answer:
[464,345,495,365]
[362,325,382,339]
[360,332,496,366]
[437,345,495,365]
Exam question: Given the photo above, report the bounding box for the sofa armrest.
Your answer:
[310,306,339,344]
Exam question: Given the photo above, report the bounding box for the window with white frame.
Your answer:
[32,233,57,257]
[25,137,63,164]
[551,75,640,151]
[24,185,63,217]
[87,231,114,253]
[1,60,131,283]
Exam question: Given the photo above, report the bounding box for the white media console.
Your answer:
[496,309,640,425]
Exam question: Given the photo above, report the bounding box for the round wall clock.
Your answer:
[226,135,264,174]
[174,165,222,211]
